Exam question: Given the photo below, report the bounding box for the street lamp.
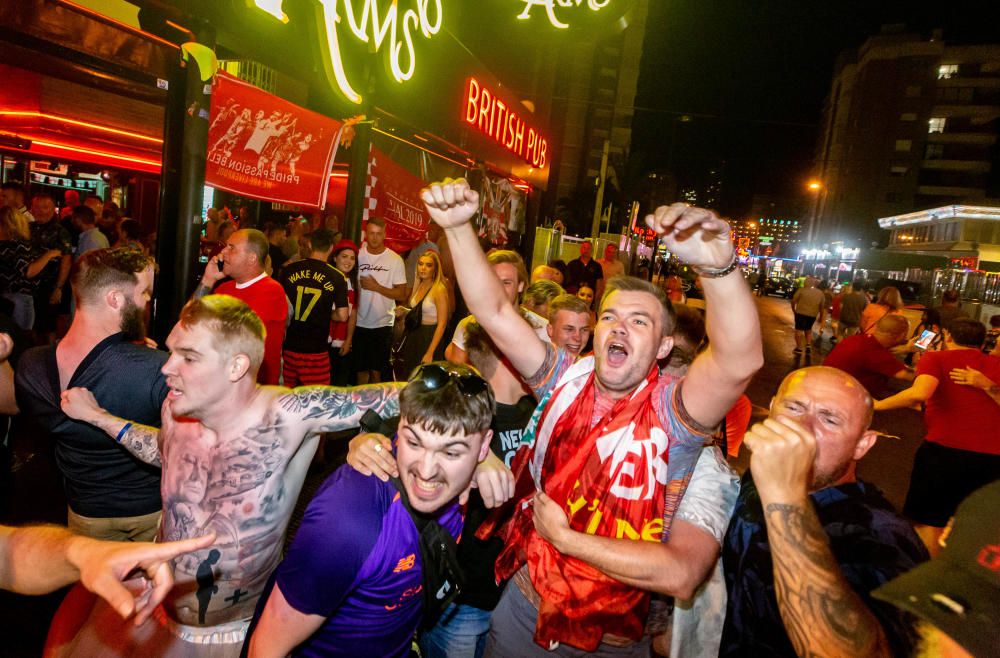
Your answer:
[807,180,822,192]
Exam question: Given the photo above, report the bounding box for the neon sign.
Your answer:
[464,78,547,168]
[517,0,614,29]
[255,1,443,104]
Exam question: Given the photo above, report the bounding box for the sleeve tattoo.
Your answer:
[764,502,890,658]
[278,383,403,434]
[119,424,162,466]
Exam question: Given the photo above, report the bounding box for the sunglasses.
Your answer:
[410,363,489,397]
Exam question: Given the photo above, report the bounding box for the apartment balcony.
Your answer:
[916,185,987,197]
[926,132,996,146]
[920,159,992,173]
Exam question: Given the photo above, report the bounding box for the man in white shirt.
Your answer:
[355,217,407,383]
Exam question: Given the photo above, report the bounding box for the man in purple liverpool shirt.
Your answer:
[245,362,495,657]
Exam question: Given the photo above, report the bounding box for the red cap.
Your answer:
[333,238,359,255]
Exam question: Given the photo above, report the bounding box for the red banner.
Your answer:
[206,72,341,208]
[363,147,432,253]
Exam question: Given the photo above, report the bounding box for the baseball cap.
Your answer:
[332,238,358,255]
[872,480,1000,657]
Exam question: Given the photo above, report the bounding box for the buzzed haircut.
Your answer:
[668,303,706,370]
[73,205,97,227]
[264,222,286,237]
[487,250,529,287]
[548,293,590,321]
[400,362,495,436]
[366,216,387,230]
[178,295,265,371]
[71,248,155,306]
[242,229,269,266]
[942,289,959,304]
[602,275,677,336]
[524,280,564,309]
[874,313,909,337]
[948,318,987,348]
[308,228,335,253]
[464,320,500,380]
[32,192,54,205]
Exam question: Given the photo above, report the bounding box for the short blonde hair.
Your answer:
[179,295,265,371]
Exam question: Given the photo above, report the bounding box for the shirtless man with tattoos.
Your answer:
[48,295,402,657]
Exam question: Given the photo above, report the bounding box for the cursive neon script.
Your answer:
[288,0,442,104]
[517,0,612,29]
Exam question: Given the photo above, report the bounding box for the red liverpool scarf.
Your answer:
[484,361,669,651]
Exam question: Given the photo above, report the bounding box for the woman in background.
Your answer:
[395,251,450,379]
[328,239,358,386]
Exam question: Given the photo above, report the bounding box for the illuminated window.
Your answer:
[895,140,912,152]
[890,166,908,177]
[938,64,959,79]
[928,117,947,134]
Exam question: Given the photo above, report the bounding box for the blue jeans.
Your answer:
[419,603,492,658]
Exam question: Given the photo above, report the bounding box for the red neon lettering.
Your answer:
[478,88,491,134]
[538,139,547,168]
[527,129,537,163]
[466,78,480,124]
[515,121,525,157]
[494,100,507,142]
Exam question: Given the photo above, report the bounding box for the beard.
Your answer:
[120,298,147,342]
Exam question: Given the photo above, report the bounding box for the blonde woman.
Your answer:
[0,206,62,330]
[860,286,904,334]
[395,250,450,379]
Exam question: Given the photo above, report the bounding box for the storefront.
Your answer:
[1,0,556,334]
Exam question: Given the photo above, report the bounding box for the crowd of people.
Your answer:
[0,178,996,658]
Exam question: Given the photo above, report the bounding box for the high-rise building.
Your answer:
[811,26,1000,247]
[542,0,649,233]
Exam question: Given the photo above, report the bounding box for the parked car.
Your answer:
[763,276,796,298]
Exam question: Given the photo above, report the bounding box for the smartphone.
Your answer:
[914,329,937,350]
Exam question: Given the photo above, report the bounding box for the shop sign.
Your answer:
[256,0,443,104]
[950,256,979,270]
[516,0,623,30]
[464,77,548,168]
[205,72,342,207]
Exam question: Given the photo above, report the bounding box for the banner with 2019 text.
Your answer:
[206,72,341,208]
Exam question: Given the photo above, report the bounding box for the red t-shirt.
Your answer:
[916,349,1000,454]
[216,276,289,385]
[824,334,906,397]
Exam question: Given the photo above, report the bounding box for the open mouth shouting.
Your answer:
[606,340,630,368]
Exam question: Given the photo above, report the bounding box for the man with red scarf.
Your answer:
[421,180,762,655]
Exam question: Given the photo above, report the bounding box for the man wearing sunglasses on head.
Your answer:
[420,179,763,655]
[244,362,495,657]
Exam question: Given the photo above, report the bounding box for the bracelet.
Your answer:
[116,422,133,443]
[692,251,739,278]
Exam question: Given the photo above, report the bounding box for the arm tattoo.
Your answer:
[88,413,162,467]
[764,502,889,658]
[192,284,212,300]
[120,424,162,466]
[278,383,402,433]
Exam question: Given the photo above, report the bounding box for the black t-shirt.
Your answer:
[15,333,166,518]
[279,258,349,353]
[567,257,603,294]
[29,220,73,289]
[457,395,536,611]
[268,244,289,274]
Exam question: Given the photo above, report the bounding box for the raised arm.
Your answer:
[421,180,547,378]
[647,204,763,428]
[746,417,891,658]
[60,388,161,466]
[278,382,403,436]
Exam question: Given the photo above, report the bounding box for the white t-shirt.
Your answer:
[449,310,550,351]
[356,243,406,329]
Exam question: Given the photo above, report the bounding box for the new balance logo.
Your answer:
[393,554,416,573]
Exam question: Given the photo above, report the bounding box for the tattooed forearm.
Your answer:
[120,424,162,466]
[764,501,890,658]
[86,412,162,467]
[280,383,403,433]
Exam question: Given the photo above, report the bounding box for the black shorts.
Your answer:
[793,313,818,331]
[352,326,393,374]
[903,441,1000,527]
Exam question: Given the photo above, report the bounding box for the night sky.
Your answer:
[630,0,996,218]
